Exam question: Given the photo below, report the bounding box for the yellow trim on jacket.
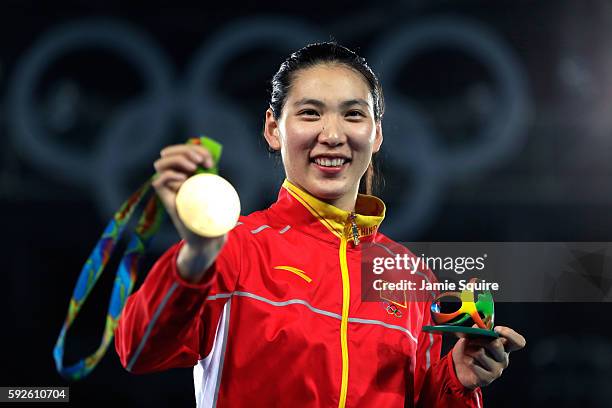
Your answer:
[281,179,386,408]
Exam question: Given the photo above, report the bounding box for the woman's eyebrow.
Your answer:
[340,99,371,109]
[293,98,371,109]
[293,98,325,108]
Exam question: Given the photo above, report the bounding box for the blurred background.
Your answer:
[2,0,612,406]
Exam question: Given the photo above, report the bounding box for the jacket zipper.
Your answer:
[349,212,360,246]
[338,212,358,408]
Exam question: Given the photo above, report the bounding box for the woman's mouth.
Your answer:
[311,156,351,174]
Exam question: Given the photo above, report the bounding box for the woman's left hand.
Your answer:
[452,326,526,389]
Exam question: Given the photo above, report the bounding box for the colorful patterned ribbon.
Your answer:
[53,136,222,380]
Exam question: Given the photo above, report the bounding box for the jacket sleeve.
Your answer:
[414,302,483,407]
[114,227,243,374]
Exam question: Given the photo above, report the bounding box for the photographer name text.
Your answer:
[372,279,499,291]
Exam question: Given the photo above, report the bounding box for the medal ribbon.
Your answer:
[53,136,222,380]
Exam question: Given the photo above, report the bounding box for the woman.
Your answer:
[115,42,525,407]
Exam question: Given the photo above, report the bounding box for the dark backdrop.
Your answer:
[2,1,612,407]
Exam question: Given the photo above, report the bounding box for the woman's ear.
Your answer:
[263,108,282,151]
[372,122,383,153]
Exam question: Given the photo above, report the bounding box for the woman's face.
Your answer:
[264,63,383,210]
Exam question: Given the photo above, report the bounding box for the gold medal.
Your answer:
[175,173,241,237]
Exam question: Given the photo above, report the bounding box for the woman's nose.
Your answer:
[319,120,345,146]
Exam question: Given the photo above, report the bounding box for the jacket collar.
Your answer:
[269,179,385,245]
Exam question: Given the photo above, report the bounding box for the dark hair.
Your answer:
[267,42,385,196]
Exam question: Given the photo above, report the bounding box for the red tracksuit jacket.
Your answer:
[115,180,483,407]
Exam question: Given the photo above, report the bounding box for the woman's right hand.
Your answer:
[152,143,227,282]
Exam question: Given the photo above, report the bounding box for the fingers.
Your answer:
[167,179,185,192]
[494,326,527,352]
[467,360,499,388]
[484,340,508,365]
[155,155,198,174]
[160,144,214,168]
[453,339,503,389]
[465,337,507,363]
[466,342,508,369]
[151,170,187,192]
[152,144,215,194]
[151,143,224,249]
[453,326,525,390]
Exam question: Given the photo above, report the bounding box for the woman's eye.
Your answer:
[299,109,319,117]
[346,110,365,118]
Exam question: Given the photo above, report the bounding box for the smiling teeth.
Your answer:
[315,158,346,167]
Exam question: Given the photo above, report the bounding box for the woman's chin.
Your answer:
[305,179,351,201]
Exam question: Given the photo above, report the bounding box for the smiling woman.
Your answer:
[264,63,382,212]
[114,42,525,408]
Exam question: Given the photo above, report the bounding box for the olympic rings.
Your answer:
[6,15,531,246]
[7,19,174,186]
[371,17,530,238]
[372,17,531,176]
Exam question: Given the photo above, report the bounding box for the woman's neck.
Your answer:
[325,192,357,213]
[288,179,358,213]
